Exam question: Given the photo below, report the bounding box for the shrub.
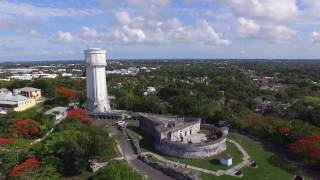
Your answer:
[15,119,40,139]
[56,87,76,99]
[0,137,14,146]
[67,109,92,123]
[9,157,39,177]
[289,134,320,164]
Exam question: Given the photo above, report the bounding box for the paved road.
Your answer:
[119,130,175,180]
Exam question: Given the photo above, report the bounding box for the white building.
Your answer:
[9,75,33,81]
[0,91,36,112]
[219,154,233,166]
[61,73,73,77]
[85,48,111,113]
[144,86,156,96]
[45,106,68,125]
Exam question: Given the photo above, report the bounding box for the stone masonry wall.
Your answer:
[155,135,227,159]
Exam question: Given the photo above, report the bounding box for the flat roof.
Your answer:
[18,87,41,92]
[0,100,17,105]
[140,113,179,124]
[0,93,29,102]
[45,106,68,115]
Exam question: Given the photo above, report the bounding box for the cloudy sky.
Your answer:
[0,0,320,61]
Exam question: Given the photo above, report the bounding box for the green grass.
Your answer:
[127,125,155,152]
[10,105,45,119]
[201,134,304,180]
[127,127,142,140]
[128,123,308,180]
[90,160,145,180]
[304,96,320,105]
[163,141,242,171]
[62,170,93,180]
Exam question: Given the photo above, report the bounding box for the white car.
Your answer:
[116,121,126,128]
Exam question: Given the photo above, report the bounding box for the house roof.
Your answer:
[18,87,41,92]
[45,106,68,115]
[0,92,29,103]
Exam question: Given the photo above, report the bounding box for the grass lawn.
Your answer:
[62,170,94,180]
[128,123,307,180]
[163,141,242,171]
[10,104,46,119]
[201,134,305,180]
[304,96,320,105]
[127,125,155,152]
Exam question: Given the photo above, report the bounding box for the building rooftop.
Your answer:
[45,106,68,115]
[140,113,180,125]
[0,92,29,103]
[18,87,41,92]
[140,113,201,133]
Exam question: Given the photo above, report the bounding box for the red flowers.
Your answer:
[289,134,320,161]
[0,138,14,146]
[15,119,40,139]
[67,109,92,123]
[243,114,259,122]
[276,127,291,135]
[57,87,76,99]
[9,157,39,177]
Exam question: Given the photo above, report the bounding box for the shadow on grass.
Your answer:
[209,159,222,166]
[267,155,301,175]
[127,125,155,152]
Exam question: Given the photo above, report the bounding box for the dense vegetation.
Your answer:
[91,160,144,180]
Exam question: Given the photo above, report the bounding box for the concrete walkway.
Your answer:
[141,138,252,177]
[119,130,175,180]
[31,116,66,145]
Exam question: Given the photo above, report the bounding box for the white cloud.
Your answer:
[115,11,132,25]
[127,0,170,7]
[225,0,299,22]
[79,26,99,39]
[0,1,101,19]
[196,20,230,45]
[312,32,320,43]
[30,29,40,37]
[264,25,297,42]
[52,31,73,43]
[111,12,230,46]
[113,26,146,43]
[236,17,260,38]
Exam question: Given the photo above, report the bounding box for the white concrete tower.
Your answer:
[85,48,111,113]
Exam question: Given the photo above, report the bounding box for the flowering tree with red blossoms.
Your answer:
[0,138,14,147]
[67,109,92,123]
[289,134,320,163]
[57,87,76,99]
[9,157,39,177]
[15,119,40,139]
[243,114,259,122]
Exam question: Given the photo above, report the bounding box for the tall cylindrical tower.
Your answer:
[85,48,111,113]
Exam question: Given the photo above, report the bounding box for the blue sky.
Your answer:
[0,0,320,61]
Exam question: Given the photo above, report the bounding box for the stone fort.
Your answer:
[139,114,227,159]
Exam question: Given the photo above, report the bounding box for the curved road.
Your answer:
[119,130,175,180]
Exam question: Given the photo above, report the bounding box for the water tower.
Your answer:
[84,48,111,113]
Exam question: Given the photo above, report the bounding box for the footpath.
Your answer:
[141,138,252,177]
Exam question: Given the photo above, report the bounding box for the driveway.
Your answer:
[119,128,175,180]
